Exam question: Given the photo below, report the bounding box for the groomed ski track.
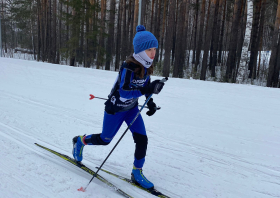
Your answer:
[1,57,280,198]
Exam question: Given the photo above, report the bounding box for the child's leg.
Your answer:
[84,111,127,145]
[125,106,147,168]
[125,107,154,189]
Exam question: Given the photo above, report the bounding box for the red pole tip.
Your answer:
[89,94,95,100]
[77,187,86,192]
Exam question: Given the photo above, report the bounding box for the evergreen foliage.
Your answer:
[1,0,280,87]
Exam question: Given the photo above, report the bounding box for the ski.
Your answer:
[34,143,133,198]
[95,167,171,198]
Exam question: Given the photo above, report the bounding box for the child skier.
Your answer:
[72,25,165,190]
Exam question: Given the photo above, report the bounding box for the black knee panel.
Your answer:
[133,133,148,160]
[88,134,110,145]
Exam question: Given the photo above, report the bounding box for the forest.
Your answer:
[0,0,280,87]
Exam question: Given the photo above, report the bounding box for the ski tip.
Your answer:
[77,187,86,192]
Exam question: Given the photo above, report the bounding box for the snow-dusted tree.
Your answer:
[236,0,254,84]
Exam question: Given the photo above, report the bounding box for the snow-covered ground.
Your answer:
[0,57,280,198]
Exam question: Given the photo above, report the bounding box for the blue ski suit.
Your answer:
[91,61,152,168]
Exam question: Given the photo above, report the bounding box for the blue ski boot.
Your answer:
[131,166,154,190]
[72,135,86,162]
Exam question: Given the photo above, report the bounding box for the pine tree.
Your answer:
[162,0,176,77]
[267,0,280,87]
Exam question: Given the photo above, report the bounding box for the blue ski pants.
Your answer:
[100,106,147,168]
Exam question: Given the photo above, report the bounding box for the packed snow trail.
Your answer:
[1,57,280,198]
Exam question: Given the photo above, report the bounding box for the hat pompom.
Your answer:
[136,25,146,32]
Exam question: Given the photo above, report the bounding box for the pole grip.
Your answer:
[160,77,168,83]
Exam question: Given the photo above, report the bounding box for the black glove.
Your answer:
[146,98,157,116]
[140,80,165,95]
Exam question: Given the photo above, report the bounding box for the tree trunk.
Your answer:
[133,0,139,34]
[37,0,41,61]
[84,0,90,68]
[129,0,135,53]
[70,7,79,67]
[225,0,243,82]
[66,0,69,64]
[275,36,280,88]
[184,0,191,70]
[248,0,262,79]
[47,0,52,62]
[171,0,179,65]
[162,0,176,77]
[52,0,57,64]
[79,6,85,66]
[41,0,46,62]
[160,0,168,65]
[173,0,187,78]
[218,0,226,64]
[194,0,206,73]
[121,0,128,61]
[234,0,246,82]
[267,0,280,87]
[200,0,217,80]
[153,0,159,34]
[105,0,116,70]
[97,0,106,69]
[256,0,266,77]
[150,0,155,31]
[191,0,199,67]
[210,0,223,77]
[154,0,162,64]
[57,0,62,64]
[141,0,146,25]
[115,0,123,71]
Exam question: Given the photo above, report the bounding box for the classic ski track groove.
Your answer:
[35,143,133,198]
[0,124,127,197]
[0,123,155,197]
[95,167,172,198]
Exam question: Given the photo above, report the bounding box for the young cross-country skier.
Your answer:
[72,25,165,190]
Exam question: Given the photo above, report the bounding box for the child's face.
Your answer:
[145,48,157,59]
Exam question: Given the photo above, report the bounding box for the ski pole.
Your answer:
[89,95,161,110]
[79,77,168,192]
[89,95,107,100]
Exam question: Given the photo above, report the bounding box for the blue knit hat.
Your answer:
[133,25,158,54]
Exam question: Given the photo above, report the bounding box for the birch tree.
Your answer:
[236,0,254,83]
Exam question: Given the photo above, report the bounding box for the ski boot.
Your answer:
[131,166,154,190]
[72,135,86,162]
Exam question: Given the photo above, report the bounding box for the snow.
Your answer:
[0,57,280,198]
